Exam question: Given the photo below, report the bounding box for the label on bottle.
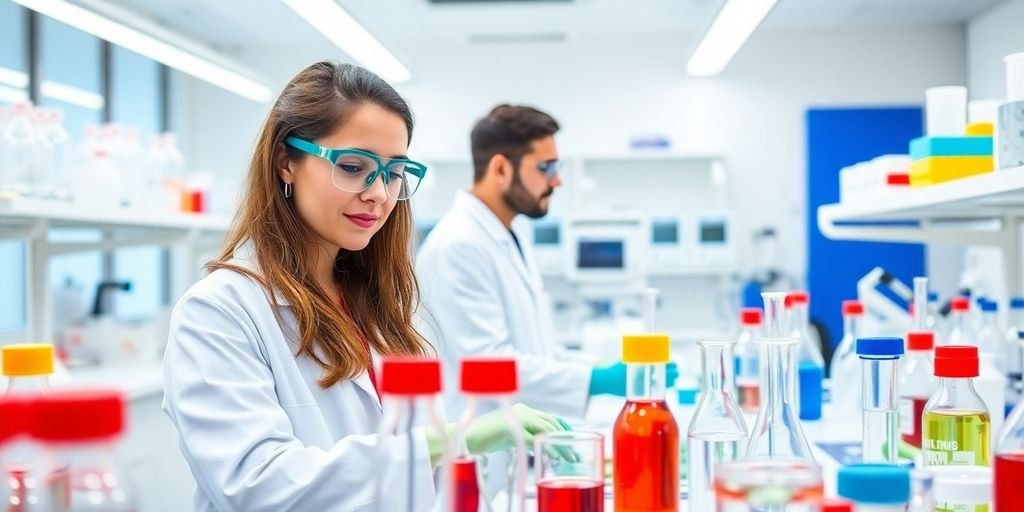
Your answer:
[900,398,915,435]
[935,501,990,512]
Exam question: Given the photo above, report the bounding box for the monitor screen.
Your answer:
[534,223,560,245]
[700,222,727,243]
[577,240,625,269]
[652,220,678,244]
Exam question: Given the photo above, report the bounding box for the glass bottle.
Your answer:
[1005,299,1024,404]
[976,300,1003,365]
[735,308,762,413]
[613,333,678,512]
[687,339,748,512]
[946,297,974,347]
[2,343,54,511]
[745,292,815,461]
[997,348,1024,512]
[899,332,937,449]
[922,346,991,468]
[787,291,824,420]
[857,338,904,463]
[831,300,865,416]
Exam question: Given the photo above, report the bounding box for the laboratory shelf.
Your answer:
[0,196,231,233]
[61,361,165,401]
[817,166,1024,295]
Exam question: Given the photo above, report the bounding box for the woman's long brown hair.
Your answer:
[209,61,430,387]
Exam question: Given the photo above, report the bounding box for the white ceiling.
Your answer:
[113,0,1007,51]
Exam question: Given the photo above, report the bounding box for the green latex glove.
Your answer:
[465,403,569,455]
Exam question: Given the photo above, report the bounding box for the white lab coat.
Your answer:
[416,191,595,421]
[162,246,436,512]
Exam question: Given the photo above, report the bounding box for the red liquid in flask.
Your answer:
[538,478,603,512]
[996,452,1024,510]
[452,457,480,512]
[613,399,679,512]
[737,381,760,413]
[900,396,928,448]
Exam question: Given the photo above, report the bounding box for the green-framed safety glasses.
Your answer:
[284,136,427,200]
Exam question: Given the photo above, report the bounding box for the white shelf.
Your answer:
[0,196,231,232]
[59,361,164,401]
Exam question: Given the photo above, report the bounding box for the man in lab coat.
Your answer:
[416,105,628,420]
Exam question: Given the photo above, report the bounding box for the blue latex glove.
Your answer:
[589,361,679,396]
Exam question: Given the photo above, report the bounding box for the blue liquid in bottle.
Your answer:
[798,362,823,420]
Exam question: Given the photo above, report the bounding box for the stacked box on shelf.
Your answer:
[909,135,993,186]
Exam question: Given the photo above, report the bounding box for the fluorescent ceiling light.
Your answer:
[280,0,412,83]
[0,67,103,110]
[9,0,274,103]
[686,0,778,77]
[0,85,29,104]
[0,68,29,89]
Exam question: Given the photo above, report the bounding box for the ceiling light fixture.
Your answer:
[686,0,778,77]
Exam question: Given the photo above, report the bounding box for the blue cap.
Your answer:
[928,292,939,302]
[981,300,997,312]
[838,464,911,504]
[1011,297,1024,309]
[857,337,905,357]
[976,296,986,305]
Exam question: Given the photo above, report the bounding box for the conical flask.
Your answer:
[745,292,815,461]
[686,339,748,511]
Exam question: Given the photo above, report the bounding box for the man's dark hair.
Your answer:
[470,104,559,183]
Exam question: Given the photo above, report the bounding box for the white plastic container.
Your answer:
[928,466,992,512]
[968,99,1001,125]
[925,86,968,136]
[1007,52,1024,102]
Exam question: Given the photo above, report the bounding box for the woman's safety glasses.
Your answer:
[285,136,427,200]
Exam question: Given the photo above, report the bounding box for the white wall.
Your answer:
[967,0,1024,99]
[177,26,966,281]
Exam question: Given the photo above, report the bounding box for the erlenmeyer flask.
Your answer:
[745,292,815,461]
[687,339,748,512]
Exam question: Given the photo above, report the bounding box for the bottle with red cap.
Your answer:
[899,332,937,448]
[922,346,991,468]
[946,297,975,347]
[452,357,528,512]
[786,291,824,420]
[735,307,762,413]
[373,357,449,512]
[28,389,136,511]
[830,300,865,416]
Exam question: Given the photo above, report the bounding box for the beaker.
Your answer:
[857,337,904,463]
[686,339,748,512]
[535,431,603,512]
[714,459,823,512]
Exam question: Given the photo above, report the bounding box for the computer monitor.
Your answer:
[652,218,679,244]
[699,219,727,244]
[577,240,625,269]
[534,222,561,245]
[564,214,647,285]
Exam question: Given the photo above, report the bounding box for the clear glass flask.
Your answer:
[899,332,936,449]
[714,459,823,511]
[787,291,824,420]
[686,339,748,512]
[922,346,991,468]
[946,297,974,347]
[735,308,762,413]
[613,333,678,512]
[745,292,815,461]
[837,463,910,511]
[856,338,904,463]
[831,300,865,416]
[374,357,449,512]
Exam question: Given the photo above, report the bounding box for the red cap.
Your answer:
[787,291,809,309]
[907,331,935,351]
[460,357,517,394]
[379,357,442,395]
[951,297,970,312]
[740,308,762,326]
[934,346,979,378]
[822,498,853,512]
[0,396,29,444]
[842,300,864,316]
[28,390,125,444]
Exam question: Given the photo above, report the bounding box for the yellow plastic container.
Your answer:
[966,122,994,136]
[2,343,55,377]
[910,156,994,187]
[622,333,670,363]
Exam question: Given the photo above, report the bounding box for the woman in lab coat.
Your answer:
[162,61,565,512]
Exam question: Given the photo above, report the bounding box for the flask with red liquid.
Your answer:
[613,333,678,512]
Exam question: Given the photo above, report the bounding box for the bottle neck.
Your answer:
[700,343,735,395]
[3,374,51,394]
[843,314,860,339]
[762,339,797,419]
[627,363,666,400]
[936,376,982,405]
[762,292,787,338]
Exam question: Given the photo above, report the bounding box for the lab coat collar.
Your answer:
[454,191,538,297]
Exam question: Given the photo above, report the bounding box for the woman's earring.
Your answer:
[284,182,293,198]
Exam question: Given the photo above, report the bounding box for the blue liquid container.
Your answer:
[798,361,823,420]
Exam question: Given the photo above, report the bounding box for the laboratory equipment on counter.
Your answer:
[923,346,991,467]
[374,357,448,512]
[857,337,904,462]
[564,213,648,294]
[689,213,736,269]
[831,300,865,415]
[714,459,823,511]
[647,216,684,274]
[735,308,762,413]
[900,332,937,449]
[454,357,527,512]
[613,333,678,512]
[687,339,748,512]
[857,268,913,337]
[29,390,136,511]
[908,469,934,512]
[976,301,1003,368]
[535,431,603,512]
[925,85,968,136]
[2,344,54,394]
[996,367,1024,511]
[788,291,824,420]
[836,463,910,511]
[946,297,974,347]
[1006,302,1024,402]
[911,278,928,331]
[531,218,564,276]
[976,353,1005,452]
[928,465,992,512]
[745,292,814,461]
